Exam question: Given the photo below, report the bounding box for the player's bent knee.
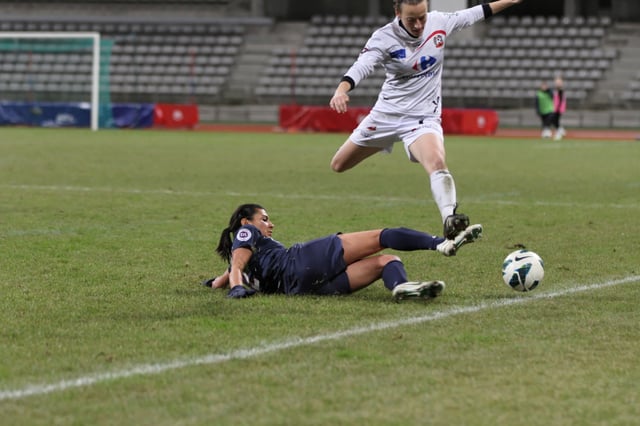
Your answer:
[381,254,402,266]
[330,158,347,173]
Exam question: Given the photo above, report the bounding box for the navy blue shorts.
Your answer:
[284,234,350,295]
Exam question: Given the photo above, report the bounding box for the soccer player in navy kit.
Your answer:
[329,0,523,240]
[204,204,482,300]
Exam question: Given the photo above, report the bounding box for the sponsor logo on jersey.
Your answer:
[237,229,252,242]
[413,55,437,71]
[390,48,406,59]
[399,69,436,81]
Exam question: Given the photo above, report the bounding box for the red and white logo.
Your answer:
[434,34,444,48]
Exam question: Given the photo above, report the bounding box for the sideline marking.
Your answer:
[1,275,639,402]
[3,184,639,209]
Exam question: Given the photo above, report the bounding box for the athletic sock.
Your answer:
[382,260,408,290]
[380,227,444,251]
[430,169,457,222]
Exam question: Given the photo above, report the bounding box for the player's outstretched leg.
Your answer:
[443,204,470,240]
[437,224,483,257]
[392,281,445,301]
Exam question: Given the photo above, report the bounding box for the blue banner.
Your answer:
[0,102,154,129]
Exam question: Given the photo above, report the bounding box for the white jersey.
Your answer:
[344,5,485,118]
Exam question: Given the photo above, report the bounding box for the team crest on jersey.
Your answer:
[433,34,444,48]
[237,229,252,241]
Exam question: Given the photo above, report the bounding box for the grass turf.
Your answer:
[1,128,639,425]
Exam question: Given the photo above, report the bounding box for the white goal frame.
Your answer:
[0,32,101,131]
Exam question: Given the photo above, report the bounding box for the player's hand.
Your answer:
[202,277,216,288]
[202,276,229,289]
[227,285,257,299]
[330,91,350,114]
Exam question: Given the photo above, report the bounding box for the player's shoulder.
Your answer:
[370,21,394,38]
[234,224,260,243]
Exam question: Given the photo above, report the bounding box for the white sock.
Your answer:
[430,169,457,222]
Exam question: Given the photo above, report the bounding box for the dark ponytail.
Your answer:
[215,203,264,262]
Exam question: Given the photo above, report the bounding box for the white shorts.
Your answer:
[349,111,444,162]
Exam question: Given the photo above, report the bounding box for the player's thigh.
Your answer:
[338,230,384,264]
[407,132,446,173]
[331,139,382,172]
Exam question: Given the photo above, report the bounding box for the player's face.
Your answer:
[246,208,274,238]
[397,0,428,37]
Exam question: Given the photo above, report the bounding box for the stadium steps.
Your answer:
[0,1,238,21]
[223,21,307,103]
[591,22,640,108]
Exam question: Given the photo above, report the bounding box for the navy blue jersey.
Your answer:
[231,224,348,295]
[232,224,288,293]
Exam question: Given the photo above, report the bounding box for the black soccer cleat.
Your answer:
[443,204,470,240]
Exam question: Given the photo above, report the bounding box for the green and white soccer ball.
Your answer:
[502,249,544,292]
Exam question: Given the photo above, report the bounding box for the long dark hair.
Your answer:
[215,203,263,262]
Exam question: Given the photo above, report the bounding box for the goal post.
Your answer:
[0,31,106,131]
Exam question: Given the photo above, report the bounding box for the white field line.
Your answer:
[1,275,638,402]
[2,184,639,209]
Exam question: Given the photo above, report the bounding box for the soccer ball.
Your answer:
[502,250,544,292]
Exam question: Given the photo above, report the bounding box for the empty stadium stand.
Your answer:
[0,18,245,103]
[622,71,640,103]
[255,14,619,109]
[1,2,639,116]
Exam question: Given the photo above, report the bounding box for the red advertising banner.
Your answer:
[279,105,369,132]
[153,104,199,128]
[279,105,498,135]
[441,108,499,136]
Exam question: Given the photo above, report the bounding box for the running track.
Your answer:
[196,123,639,141]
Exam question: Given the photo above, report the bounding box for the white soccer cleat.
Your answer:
[392,281,445,301]
[437,224,483,257]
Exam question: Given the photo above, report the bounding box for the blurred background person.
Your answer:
[535,81,554,138]
[552,75,567,140]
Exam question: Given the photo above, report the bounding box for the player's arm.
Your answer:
[227,247,257,298]
[329,80,354,114]
[330,34,385,113]
[486,0,523,15]
[210,269,230,289]
[229,247,252,288]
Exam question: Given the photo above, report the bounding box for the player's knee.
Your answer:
[330,157,347,173]
[380,254,402,267]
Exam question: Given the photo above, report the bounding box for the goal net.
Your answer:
[0,32,113,130]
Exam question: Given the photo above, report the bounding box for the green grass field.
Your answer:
[1,127,639,425]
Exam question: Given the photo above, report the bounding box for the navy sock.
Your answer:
[382,260,408,290]
[380,227,444,251]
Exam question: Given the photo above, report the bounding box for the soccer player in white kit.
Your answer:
[329,0,524,240]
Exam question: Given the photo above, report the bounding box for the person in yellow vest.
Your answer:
[552,75,567,140]
[535,81,554,138]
